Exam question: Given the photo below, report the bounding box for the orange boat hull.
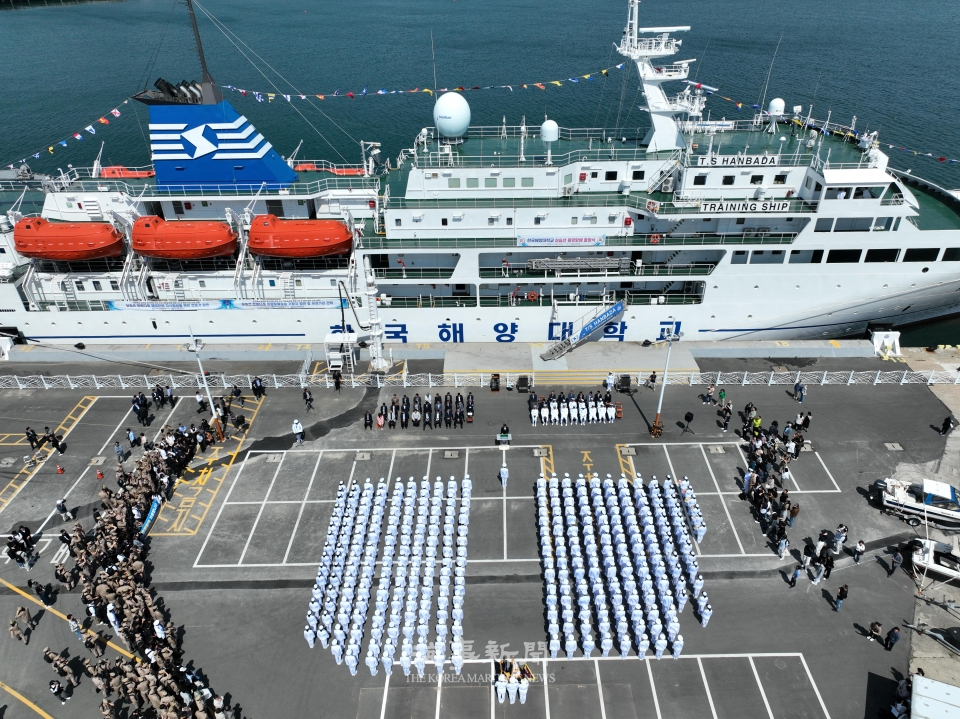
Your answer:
[248,214,352,258]
[100,166,156,179]
[132,216,237,259]
[14,218,123,261]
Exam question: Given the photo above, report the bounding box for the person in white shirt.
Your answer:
[499,464,509,488]
[292,419,304,445]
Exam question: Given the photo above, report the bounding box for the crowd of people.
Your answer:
[493,658,533,704]
[7,447,232,717]
[364,392,475,430]
[305,476,473,679]
[528,390,619,426]
[537,472,710,662]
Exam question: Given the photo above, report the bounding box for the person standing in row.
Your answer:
[721,402,732,432]
[25,426,39,450]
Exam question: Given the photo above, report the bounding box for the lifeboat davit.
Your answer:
[248,215,352,258]
[132,216,238,259]
[13,217,123,261]
[100,166,156,179]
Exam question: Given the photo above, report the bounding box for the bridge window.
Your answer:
[564,174,573,185]
[722,176,735,186]
[904,248,941,262]
[92,281,102,291]
[447,178,460,188]
[441,218,448,226]
[824,187,852,200]
[854,186,885,199]
[774,174,787,185]
[75,281,85,291]
[485,178,497,188]
[826,249,862,263]
[110,280,119,291]
[731,250,747,265]
[693,175,707,186]
[750,250,785,264]
[865,248,900,263]
[834,217,873,232]
[503,178,515,188]
[873,217,894,232]
[395,218,401,227]
[521,178,534,187]
[750,175,763,185]
[815,218,834,232]
[632,170,645,180]
[466,178,479,188]
[604,171,618,181]
[789,249,824,264]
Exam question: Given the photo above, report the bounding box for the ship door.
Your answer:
[328,200,341,216]
[146,277,158,299]
[306,198,317,220]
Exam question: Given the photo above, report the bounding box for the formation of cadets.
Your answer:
[528,390,618,426]
[305,476,472,678]
[364,392,475,430]
[8,448,231,718]
[537,472,711,663]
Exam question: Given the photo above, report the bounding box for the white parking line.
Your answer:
[594,658,608,719]
[192,445,254,568]
[237,452,287,564]
[646,659,663,719]
[698,443,746,554]
[815,452,841,492]
[799,653,833,719]
[697,656,719,719]
[97,404,131,456]
[283,452,323,565]
[379,672,391,719]
[749,656,775,719]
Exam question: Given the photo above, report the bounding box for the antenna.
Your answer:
[757,32,783,111]
[431,30,438,92]
[186,0,223,104]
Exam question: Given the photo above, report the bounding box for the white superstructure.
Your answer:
[1,0,959,349]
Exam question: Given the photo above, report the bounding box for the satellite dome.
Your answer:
[767,98,786,117]
[433,93,471,139]
[540,118,559,143]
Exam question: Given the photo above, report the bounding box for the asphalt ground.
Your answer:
[0,366,947,719]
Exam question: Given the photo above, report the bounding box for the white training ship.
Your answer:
[1,0,959,355]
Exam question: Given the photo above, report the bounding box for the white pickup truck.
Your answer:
[869,477,960,528]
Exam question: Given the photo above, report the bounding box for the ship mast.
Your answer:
[185,0,223,105]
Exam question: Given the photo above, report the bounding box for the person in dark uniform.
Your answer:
[25,427,39,449]
[364,411,373,430]
[445,392,453,408]
[402,395,410,411]
[423,405,433,431]
[400,407,409,429]
[453,408,464,429]
[499,423,510,445]
[388,407,397,429]
[413,394,422,411]
[434,397,443,418]
[444,407,453,429]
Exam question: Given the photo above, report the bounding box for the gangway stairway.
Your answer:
[539,299,626,362]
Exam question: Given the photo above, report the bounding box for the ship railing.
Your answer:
[372,267,456,280]
[4,368,960,391]
[420,146,656,168]
[479,263,716,279]
[460,126,644,141]
[53,176,380,198]
[359,232,797,250]
[685,115,862,138]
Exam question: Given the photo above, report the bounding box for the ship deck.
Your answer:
[0,351,936,719]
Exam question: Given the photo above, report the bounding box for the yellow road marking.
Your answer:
[581,449,593,475]
[829,340,841,348]
[0,396,97,514]
[151,397,265,536]
[539,444,554,477]
[0,576,135,660]
[0,433,30,446]
[615,443,635,479]
[0,678,55,719]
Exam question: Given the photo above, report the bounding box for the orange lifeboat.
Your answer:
[132,216,237,259]
[14,218,123,261]
[248,214,352,258]
[100,166,156,179]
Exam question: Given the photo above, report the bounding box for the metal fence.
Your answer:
[0,368,956,391]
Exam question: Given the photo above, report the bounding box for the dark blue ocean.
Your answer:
[1,0,959,341]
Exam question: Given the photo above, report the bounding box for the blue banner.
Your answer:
[139,497,162,536]
[577,301,625,342]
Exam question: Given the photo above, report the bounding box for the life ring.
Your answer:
[650,234,661,244]
[527,291,539,302]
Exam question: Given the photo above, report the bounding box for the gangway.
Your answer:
[539,300,625,361]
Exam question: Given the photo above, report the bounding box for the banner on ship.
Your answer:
[517,235,606,247]
[225,299,349,310]
[106,300,227,311]
[578,301,625,342]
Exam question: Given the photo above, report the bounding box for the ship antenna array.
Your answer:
[431,30,438,92]
[757,32,783,114]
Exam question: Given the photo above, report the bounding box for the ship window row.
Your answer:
[63,280,120,292]
[814,217,901,232]
[731,247,960,265]
[447,177,533,188]
[823,185,889,200]
[695,173,788,187]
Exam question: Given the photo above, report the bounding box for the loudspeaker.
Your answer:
[684,411,694,424]
[517,375,530,393]
[618,374,632,393]
[490,373,501,392]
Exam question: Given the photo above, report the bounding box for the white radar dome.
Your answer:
[433,92,471,138]
[767,98,785,116]
[540,118,559,142]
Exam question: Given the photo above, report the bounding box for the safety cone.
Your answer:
[56,464,64,474]
[96,469,104,480]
